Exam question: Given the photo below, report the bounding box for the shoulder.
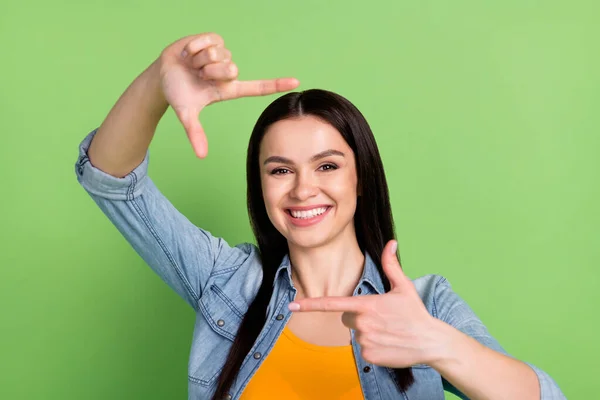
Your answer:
[410,274,469,322]
[410,273,450,305]
[410,273,449,291]
[411,274,495,340]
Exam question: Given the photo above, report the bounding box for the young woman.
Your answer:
[75,33,565,400]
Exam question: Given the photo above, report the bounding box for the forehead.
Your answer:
[259,116,352,161]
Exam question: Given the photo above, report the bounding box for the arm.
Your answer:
[430,277,565,400]
[288,245,565,399]
[76,128,251,309]
[87,59,167,178]
[88,31,299,176]
[75,33,299,308]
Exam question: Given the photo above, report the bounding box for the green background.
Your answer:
[1,0,598,398]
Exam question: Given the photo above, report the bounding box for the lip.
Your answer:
[285,206,332,227]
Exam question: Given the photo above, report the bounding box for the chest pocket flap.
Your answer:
[199,284,244,341]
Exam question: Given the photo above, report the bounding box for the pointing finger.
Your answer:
[233,78,300,98]
[289,296,367,313]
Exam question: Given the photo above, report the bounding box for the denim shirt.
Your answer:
[75,129,565,400]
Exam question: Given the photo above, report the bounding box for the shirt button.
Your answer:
[253,352,262,359]
[276,314,284,321]
[224,394,232,400]
[357,288,363,294]
[217,319,225,327]
[363,366,371,373]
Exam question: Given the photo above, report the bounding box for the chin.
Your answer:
[287,235,328,249]
[284,226,345,250]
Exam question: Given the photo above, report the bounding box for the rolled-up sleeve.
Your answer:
[525,363,567,400]
[433,276,566,399]
[75,129,150,200]
[74,128,254,310]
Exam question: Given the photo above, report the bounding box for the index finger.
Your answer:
[233,78,300,98]
[289,296,367,313]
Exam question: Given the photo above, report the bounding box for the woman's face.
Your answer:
[259,115,359,249]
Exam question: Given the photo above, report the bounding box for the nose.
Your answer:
[290,171,318,201]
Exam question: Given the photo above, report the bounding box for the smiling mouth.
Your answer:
[286,206,331,219]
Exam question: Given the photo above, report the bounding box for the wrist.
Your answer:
[141,59,169,117]
[421,318,463,371]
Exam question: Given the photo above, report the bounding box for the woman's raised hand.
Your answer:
[158,33,300,158]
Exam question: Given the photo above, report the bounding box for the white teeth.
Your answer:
[290,207,328,219]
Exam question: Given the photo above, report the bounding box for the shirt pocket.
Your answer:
[189,285,245,387]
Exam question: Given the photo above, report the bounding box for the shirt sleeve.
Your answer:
[433,276,566,400]
[74,128,255,310]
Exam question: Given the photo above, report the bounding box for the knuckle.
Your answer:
[199,64,213,78]
[207,47,216,61]
[229,62,238,77]
[208,32,224,45]
[191,54,204,69]
[188,37,203,53]
[188,32,222,54]
[203,31,217,40]
[259,80,267,95]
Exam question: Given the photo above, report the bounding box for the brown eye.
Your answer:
[319,163,338,171]
[271,168,291,175]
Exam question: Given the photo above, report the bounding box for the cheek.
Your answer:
[326,172,358,199]
[261,179,286,215]
[328,174,358,217]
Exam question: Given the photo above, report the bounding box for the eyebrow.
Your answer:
[263,149,345,165]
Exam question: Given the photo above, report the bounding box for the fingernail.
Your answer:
[181,49,188,58]
[288,303,300,311]
[390,240,398,254]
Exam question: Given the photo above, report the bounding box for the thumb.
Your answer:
[381,240,407,290]
[174,106,208,158]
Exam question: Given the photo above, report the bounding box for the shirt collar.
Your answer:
[274,253,293,289]
[273,251,386,295]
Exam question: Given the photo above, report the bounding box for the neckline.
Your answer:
[282,326,353,353]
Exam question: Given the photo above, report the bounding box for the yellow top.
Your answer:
[240,326,364,400]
